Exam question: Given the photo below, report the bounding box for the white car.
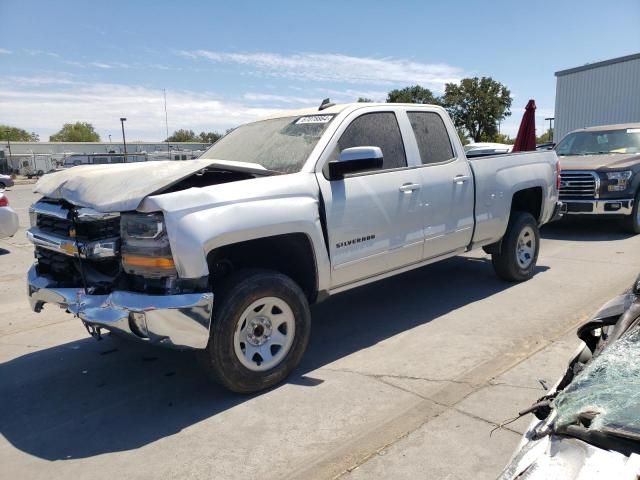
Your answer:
[0,193,19,238]
[0,173,15,190]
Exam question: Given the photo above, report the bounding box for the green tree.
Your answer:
[442,77,512,142]
[457,129,469,146]
[386,85,440,104]
[0,125,39,141]
[165,129,198,142]
[50,122,100,142]
[536,128,553,144]
[357,97,373,103]
[197,131,223,143]
[493,133,515,145]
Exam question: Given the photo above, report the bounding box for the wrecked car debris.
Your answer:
[499,280,640,479]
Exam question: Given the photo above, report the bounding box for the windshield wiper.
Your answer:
[555,423,640,456]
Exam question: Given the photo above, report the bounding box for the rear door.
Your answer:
[316,109,425,288]
[406,110,475,259]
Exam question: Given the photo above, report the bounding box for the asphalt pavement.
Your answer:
[1,183,639,480]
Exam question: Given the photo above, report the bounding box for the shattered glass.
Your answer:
[553,326,640,433]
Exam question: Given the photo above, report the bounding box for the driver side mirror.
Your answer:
[328,146,383,180]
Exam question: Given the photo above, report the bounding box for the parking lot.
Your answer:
[2,182,640,479]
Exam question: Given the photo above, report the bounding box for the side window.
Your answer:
[408,112,455,165]
[336,112,407,171]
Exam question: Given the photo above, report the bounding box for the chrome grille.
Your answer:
[559,171,598,198]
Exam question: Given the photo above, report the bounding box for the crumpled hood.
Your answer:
[558,153,640,171]
[33,159,269,212]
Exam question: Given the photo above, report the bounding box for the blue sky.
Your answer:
[1,0,639,141]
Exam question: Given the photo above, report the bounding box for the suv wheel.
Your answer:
[200,269,311,393]
[623,191,640,234]
[492,211,540,282]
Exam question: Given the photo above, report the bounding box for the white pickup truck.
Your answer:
[27,102,561,393]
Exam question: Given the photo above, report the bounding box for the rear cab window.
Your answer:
[407,111,455,165]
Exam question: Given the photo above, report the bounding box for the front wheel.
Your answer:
[491,211,540,282]
[200,270,311,393]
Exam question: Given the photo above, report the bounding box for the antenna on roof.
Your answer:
[319,98,335,111]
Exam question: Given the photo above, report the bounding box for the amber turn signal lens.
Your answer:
[122,255,175,269]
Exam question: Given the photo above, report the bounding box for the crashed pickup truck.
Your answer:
[556,123,640,232]
[27,102,561,393]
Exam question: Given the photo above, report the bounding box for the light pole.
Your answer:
[544,117,554,141]
[119,118,127,159]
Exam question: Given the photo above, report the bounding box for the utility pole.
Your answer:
[120,118,127,159]
[164,89,170,159]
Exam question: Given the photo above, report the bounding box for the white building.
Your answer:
[554,53,640,142]
[0,142,211,174]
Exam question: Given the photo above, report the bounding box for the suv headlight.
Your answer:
[120,212,177,278]
[606,171,633,192]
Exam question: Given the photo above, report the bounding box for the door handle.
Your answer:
[453,175,470,184]
[399,183,421,193]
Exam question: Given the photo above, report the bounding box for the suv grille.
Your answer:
[559,171,598,199]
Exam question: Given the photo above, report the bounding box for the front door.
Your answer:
[316,111,425,288]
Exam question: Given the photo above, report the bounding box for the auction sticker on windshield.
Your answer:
[296,115,333,124]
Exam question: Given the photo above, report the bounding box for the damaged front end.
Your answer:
[499,281,640,479]
[26,198,213,349]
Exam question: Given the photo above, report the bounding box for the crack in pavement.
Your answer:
[285,315,591,480]
[320,367,473,387]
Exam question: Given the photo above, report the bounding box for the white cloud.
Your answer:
[24,49,59,58]
[0,80,280,141]
[243,92,318,105]
[4,75,81,87]
[177,50,464,91]
[0,48,12,55]
[88,62,114,69]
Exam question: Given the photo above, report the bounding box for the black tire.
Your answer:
[199,269,311,393]
[0,182,5,189]
[491,211,540,282]
[622,190,640,234]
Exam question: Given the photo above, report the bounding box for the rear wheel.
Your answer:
[200,269,311,393]
[0,182,5,189]
[622,190,640,234]
[492,211,540,282]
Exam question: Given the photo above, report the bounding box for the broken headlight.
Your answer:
[120,212,177,278]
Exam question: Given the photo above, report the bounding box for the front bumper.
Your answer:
[550,201,565,222]
[561,198,634,216]
[27,265,213,349]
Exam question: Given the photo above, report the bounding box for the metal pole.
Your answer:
[120,117,127,160]
[164,89,170,158]
[545,117,554,141]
